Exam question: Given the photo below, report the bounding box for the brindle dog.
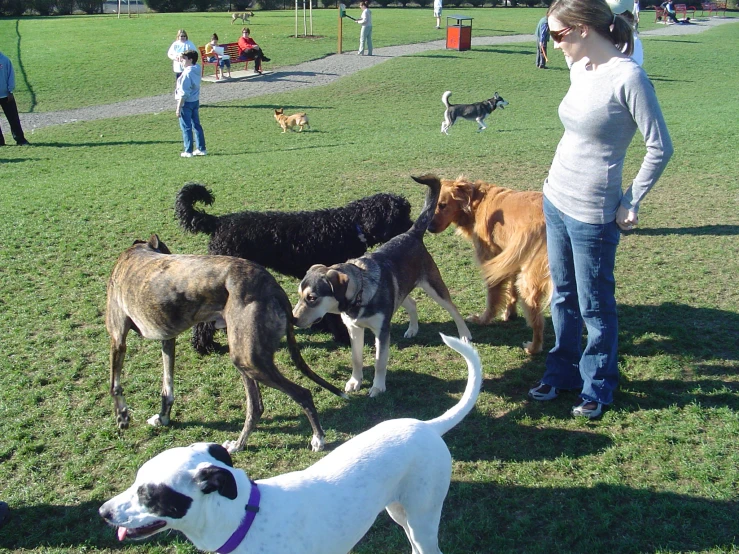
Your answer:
[105,234,346,453]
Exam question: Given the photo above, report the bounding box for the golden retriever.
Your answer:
[427,175,551,354]
[274,108,310,133]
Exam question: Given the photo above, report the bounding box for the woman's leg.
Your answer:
[358,26,367,54]
[541,196,584,391]
[568,217,620,405]
[366,26,373,55]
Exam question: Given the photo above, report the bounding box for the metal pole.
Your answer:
[295,0,298,37]
[303,0,307,37]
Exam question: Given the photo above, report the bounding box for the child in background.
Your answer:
[205,33,232,79]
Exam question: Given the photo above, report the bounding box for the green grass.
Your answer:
[1,10,738,554]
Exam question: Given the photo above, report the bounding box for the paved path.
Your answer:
[17,17,738,131]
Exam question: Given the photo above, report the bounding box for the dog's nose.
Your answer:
[99,505,112,521]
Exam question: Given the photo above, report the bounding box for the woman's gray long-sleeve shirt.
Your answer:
[544,56,673,225]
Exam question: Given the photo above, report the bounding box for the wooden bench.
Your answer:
[714,0,727,15]
[198,42,251,80]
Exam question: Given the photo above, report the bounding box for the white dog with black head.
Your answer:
[100,335,482,554]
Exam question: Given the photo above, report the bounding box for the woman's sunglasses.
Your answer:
[550,26,573,42]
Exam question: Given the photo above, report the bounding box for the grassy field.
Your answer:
[1,9,738,554]
[1,7,684,113]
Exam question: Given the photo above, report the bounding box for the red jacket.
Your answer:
[238,36,258,54]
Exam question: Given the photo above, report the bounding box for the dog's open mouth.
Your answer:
[116,520,167,541]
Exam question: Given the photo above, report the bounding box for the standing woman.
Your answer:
[528,0,673,418]
[175,50,206,158]
[356,1,373,56]
[167,29,196,82]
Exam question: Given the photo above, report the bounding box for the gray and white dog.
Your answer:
[293,175,472,398]
[441,90,508,134]
[105,234,345,453]
[100,335,482,554]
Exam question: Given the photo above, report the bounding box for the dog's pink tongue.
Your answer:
[117,527,128,541]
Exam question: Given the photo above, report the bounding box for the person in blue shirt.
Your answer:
[535,16,550,68]
[0,51,29,146]
[175,50,206,158]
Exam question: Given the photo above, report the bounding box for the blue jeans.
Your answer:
[541,196,620,405]
[178,101,205,153]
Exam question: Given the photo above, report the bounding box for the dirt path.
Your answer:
[16,17,737,132]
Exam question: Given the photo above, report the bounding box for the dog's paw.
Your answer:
[147,414,169,427]
[404,324,419,339]
[467,313,492,325]
[368,385,385,398]
[116,410,130,429]
[345,377,362,393]
[310,435,325,452]
[222,440,243,454]
[523,341,542,355]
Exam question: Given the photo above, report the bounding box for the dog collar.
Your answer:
[216,481,260,554]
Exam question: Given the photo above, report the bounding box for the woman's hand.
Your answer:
[616,205,638,231]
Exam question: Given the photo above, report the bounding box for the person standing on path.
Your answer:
[434,0,443,29]
[175,50,206,158]
[0,50,30,146]
[356,1,373,56]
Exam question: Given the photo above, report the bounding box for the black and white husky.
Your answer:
[441,90,508,134]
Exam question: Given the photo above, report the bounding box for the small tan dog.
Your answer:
[274,108,310,133]
[231,11,254,24]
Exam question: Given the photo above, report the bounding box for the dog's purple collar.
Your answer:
[216,481,260,554]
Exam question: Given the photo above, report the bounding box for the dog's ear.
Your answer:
[452,181,475,215]
[194,465,238,500]
[206,443,234,467]
[147,234,172,255]
[326,269,349,302]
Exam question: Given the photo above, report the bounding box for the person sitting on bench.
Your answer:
[237,27,270,74]
[661,0,681,23]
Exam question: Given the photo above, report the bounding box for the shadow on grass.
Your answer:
[633,224,739,236]
[2,484,736,553]
[27,140,180,147]
[203,103,333,110]
[0,500,188,550]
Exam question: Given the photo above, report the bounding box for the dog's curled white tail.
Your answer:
[442,90,452,107]
[426,334,482,436]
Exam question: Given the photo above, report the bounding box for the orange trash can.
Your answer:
[446,15,473,51]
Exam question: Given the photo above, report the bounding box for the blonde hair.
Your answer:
[176,29,188,40]
[548,0,634,55]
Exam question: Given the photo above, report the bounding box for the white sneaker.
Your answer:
[181,152,193,158]
[193,149,207,156]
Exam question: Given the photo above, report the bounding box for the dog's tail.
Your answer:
[480,225,549,290]
[426,334,482,436]
[175,182,220,235]
[442,90,452,108]
[408,174,442,238]
[285,312,349,400]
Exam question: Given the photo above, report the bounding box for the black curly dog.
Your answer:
[175,183,413,352]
